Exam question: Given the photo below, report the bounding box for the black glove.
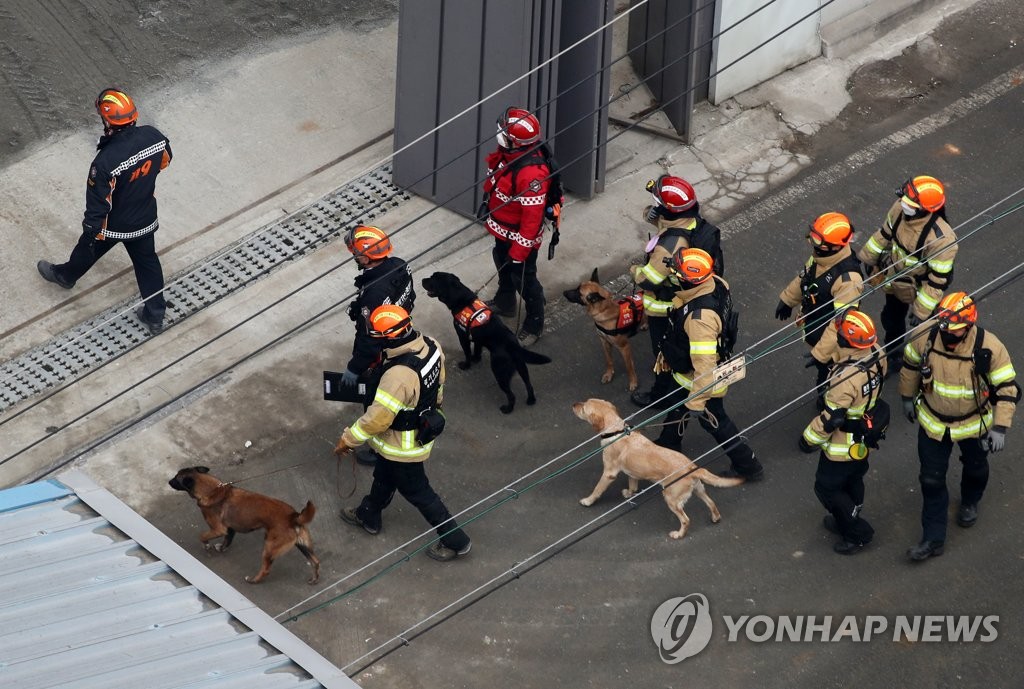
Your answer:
[986,425,1008,453]
[347,302,360,322]
[908,311,923,328]
[902,396,917,423]
[644,205,660,223]
[798,436,817,454]
[775,300,793,321]
[341,369,360,386]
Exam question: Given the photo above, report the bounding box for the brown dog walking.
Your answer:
[169,466,320,584]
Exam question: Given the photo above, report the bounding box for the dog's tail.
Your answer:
[292,500,317,527]
[516,347,552,365]
[694,469,745,488]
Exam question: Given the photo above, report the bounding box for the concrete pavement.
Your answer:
[2,0,1022,687]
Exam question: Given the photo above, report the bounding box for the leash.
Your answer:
[218,459,319,487]
[336,453,358,499]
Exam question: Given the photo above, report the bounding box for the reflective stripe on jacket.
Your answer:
[899,327,1017,441]
[630,217,696,316]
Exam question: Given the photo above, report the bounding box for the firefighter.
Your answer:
[334,305,471,562]
[339,225,416,465]
[799,310,887,555]
[480,106,551,346]
[654,248,764,481]
[775,212,864,406]
[38,88,172,335]
[629,175,724,408]
[858,175,956,371]
[900,292,1018,561]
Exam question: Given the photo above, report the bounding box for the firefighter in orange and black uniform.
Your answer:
[776,212,864,405]
[38,88,172,335]
[480,106,551,346]
[629,175,724,408]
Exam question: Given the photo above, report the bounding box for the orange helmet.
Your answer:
[95,88,138,127]
[497,106,541,148]
[346,225,392,260]
[899,175,945,213]
[836,310,877,349]
[670,247,714,285]
[368,305,412,339]
[646,175,697,213]
[936,292,976,331]
[808,212,854,250]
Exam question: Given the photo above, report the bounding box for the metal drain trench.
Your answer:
[0,164,409,413]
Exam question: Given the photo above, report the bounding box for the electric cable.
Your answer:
[336,259,1024,674]
[274,193,1024,623]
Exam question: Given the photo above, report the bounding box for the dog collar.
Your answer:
[599,424,630,439]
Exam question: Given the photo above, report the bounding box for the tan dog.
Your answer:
[563,268,647,391]
[572,399,744,539]
[169,466,320,584]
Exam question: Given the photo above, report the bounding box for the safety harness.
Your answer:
[660,279,737,372]
[595,294,645,337]
[453,299,493,334]
[364,338,445,443]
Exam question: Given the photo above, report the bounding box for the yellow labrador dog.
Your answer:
[572,398,744,539]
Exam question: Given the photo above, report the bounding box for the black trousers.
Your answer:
[57,230,166,322]
[491,238,545,335]
[880,293,910,363]
[643,315,677,401]
[356,453,470,551]
[917,426,989,543]
[813,454,874,545]
[656,395,762,476]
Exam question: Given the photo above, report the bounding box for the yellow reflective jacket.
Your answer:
[858,200,956,320]
[802,346,887,461]
[342,334,446,462]
[899,326,1017,441]
[630,215,697,317]
[666,276,730,411]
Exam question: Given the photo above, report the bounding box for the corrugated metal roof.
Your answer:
[0,470,357,689]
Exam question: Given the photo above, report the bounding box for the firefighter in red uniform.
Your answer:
[480,106,550,346]
[38,88,172,335]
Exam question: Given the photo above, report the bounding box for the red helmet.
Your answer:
[646,175,697,213]
[368,305,412,339]
[808,212,854,250]
[345,225,392,261]
[496,106,541,149]
[836,310,877,349]
[936,292,976,331]
[95,88,138,127]
[670,248,714,285]
[898,175,945,213]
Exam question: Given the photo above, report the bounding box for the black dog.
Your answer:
[422,271,551,414]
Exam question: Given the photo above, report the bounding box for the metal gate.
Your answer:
[392,0,613,217]
[626,0,714,140]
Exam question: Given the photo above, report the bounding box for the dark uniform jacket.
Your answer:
[347,256,416,374]
[85,124,172,240]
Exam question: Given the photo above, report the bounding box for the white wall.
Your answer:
[709,0,822,104]
[819,0,871,25]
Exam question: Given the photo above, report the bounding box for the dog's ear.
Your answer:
[196,466,210,473]
[586,292,605,304]
[590,267,599,284]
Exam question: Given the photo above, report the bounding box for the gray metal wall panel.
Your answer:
[555,0,613,198]
[393,0,442,196]
[434,0,485,210]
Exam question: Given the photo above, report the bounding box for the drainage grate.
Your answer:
[0,163,410,413]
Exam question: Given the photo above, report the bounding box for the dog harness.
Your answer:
[454,299,493,333]
[595,293,645,337]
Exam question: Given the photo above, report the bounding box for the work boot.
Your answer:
[517,330,541,347]
[630,390,654,407]
[833,540,866,555]
[720,467,764,483]
[956,503,978,528]
[339,508,379,535]
[485,298,515,318]
[426,540,472,562]
[907,540,944,561]
[37,260,75,289]
[135,306,164,335]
